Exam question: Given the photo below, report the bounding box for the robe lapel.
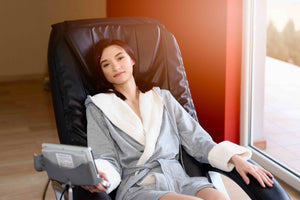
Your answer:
[90,88,163,166]
[137,89,163,166]
[90,93,145,145]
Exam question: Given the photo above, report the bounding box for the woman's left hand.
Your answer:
[230,155,274,188]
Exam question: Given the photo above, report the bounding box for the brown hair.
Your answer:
[92,39,154,100]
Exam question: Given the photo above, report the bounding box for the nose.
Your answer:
[111,61,121,71]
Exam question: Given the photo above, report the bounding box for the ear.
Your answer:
[131,59,135,67]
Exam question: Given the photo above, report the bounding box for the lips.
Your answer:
[113,71,125,78]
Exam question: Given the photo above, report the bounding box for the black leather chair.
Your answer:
[47,17,290,200]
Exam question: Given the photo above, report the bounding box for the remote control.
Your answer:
[99,176,111,188]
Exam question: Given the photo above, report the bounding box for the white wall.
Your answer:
[0,0,106,81]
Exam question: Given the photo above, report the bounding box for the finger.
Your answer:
[96,183,107,192]
[83,185,103,193]
[81,185,89,190]
[84,186,95,193]
[90,186,98,193]
[90,188,100,193]
[260,171,274,187]
[264,176,274,187]
[82,185,95,192]
[254,166,274,187]
[262,168,274,178]
[98,171,109,181]
[250,169,266,188]
[239,170,250,185]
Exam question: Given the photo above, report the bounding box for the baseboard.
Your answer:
[0,74,45,82]
[253,139,267,150]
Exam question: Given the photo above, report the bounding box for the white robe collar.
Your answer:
[90,88,163,166]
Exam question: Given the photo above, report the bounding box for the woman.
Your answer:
[82,39,274,200]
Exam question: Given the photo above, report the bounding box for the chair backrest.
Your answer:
[48,17,205,181]
[48,17,197,146]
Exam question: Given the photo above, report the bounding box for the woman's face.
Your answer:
[99,45,135,86]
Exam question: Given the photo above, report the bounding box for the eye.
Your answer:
[102,63,110,68]
[117,56,124,61]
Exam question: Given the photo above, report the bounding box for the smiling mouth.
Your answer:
[113,72,125,78]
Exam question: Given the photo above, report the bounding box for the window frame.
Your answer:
[240,0,300,191]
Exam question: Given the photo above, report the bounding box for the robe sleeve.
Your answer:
[161,90,216,164]
[85,99,121,193]
[208,141,252,172]
[161,89,251,172]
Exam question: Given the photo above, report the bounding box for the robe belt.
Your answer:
[122,161,159,178]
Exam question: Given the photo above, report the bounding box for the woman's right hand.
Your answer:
[81,171,108,193]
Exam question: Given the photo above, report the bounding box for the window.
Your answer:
[240,0,300,191]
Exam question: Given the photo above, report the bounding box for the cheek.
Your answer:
[125,60,134,70]
[101,68,112,80]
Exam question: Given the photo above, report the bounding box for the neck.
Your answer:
[113,78,138,100]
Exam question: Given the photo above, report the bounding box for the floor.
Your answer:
[257,57,300,175]
[0,80,59,200]
[0,79,299,200]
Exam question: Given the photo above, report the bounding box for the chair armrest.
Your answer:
[203,160,291,200]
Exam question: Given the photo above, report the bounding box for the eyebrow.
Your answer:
[100,52,124,66]
[115,52,124,57]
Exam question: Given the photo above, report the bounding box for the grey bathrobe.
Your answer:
[85,87,250,200]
